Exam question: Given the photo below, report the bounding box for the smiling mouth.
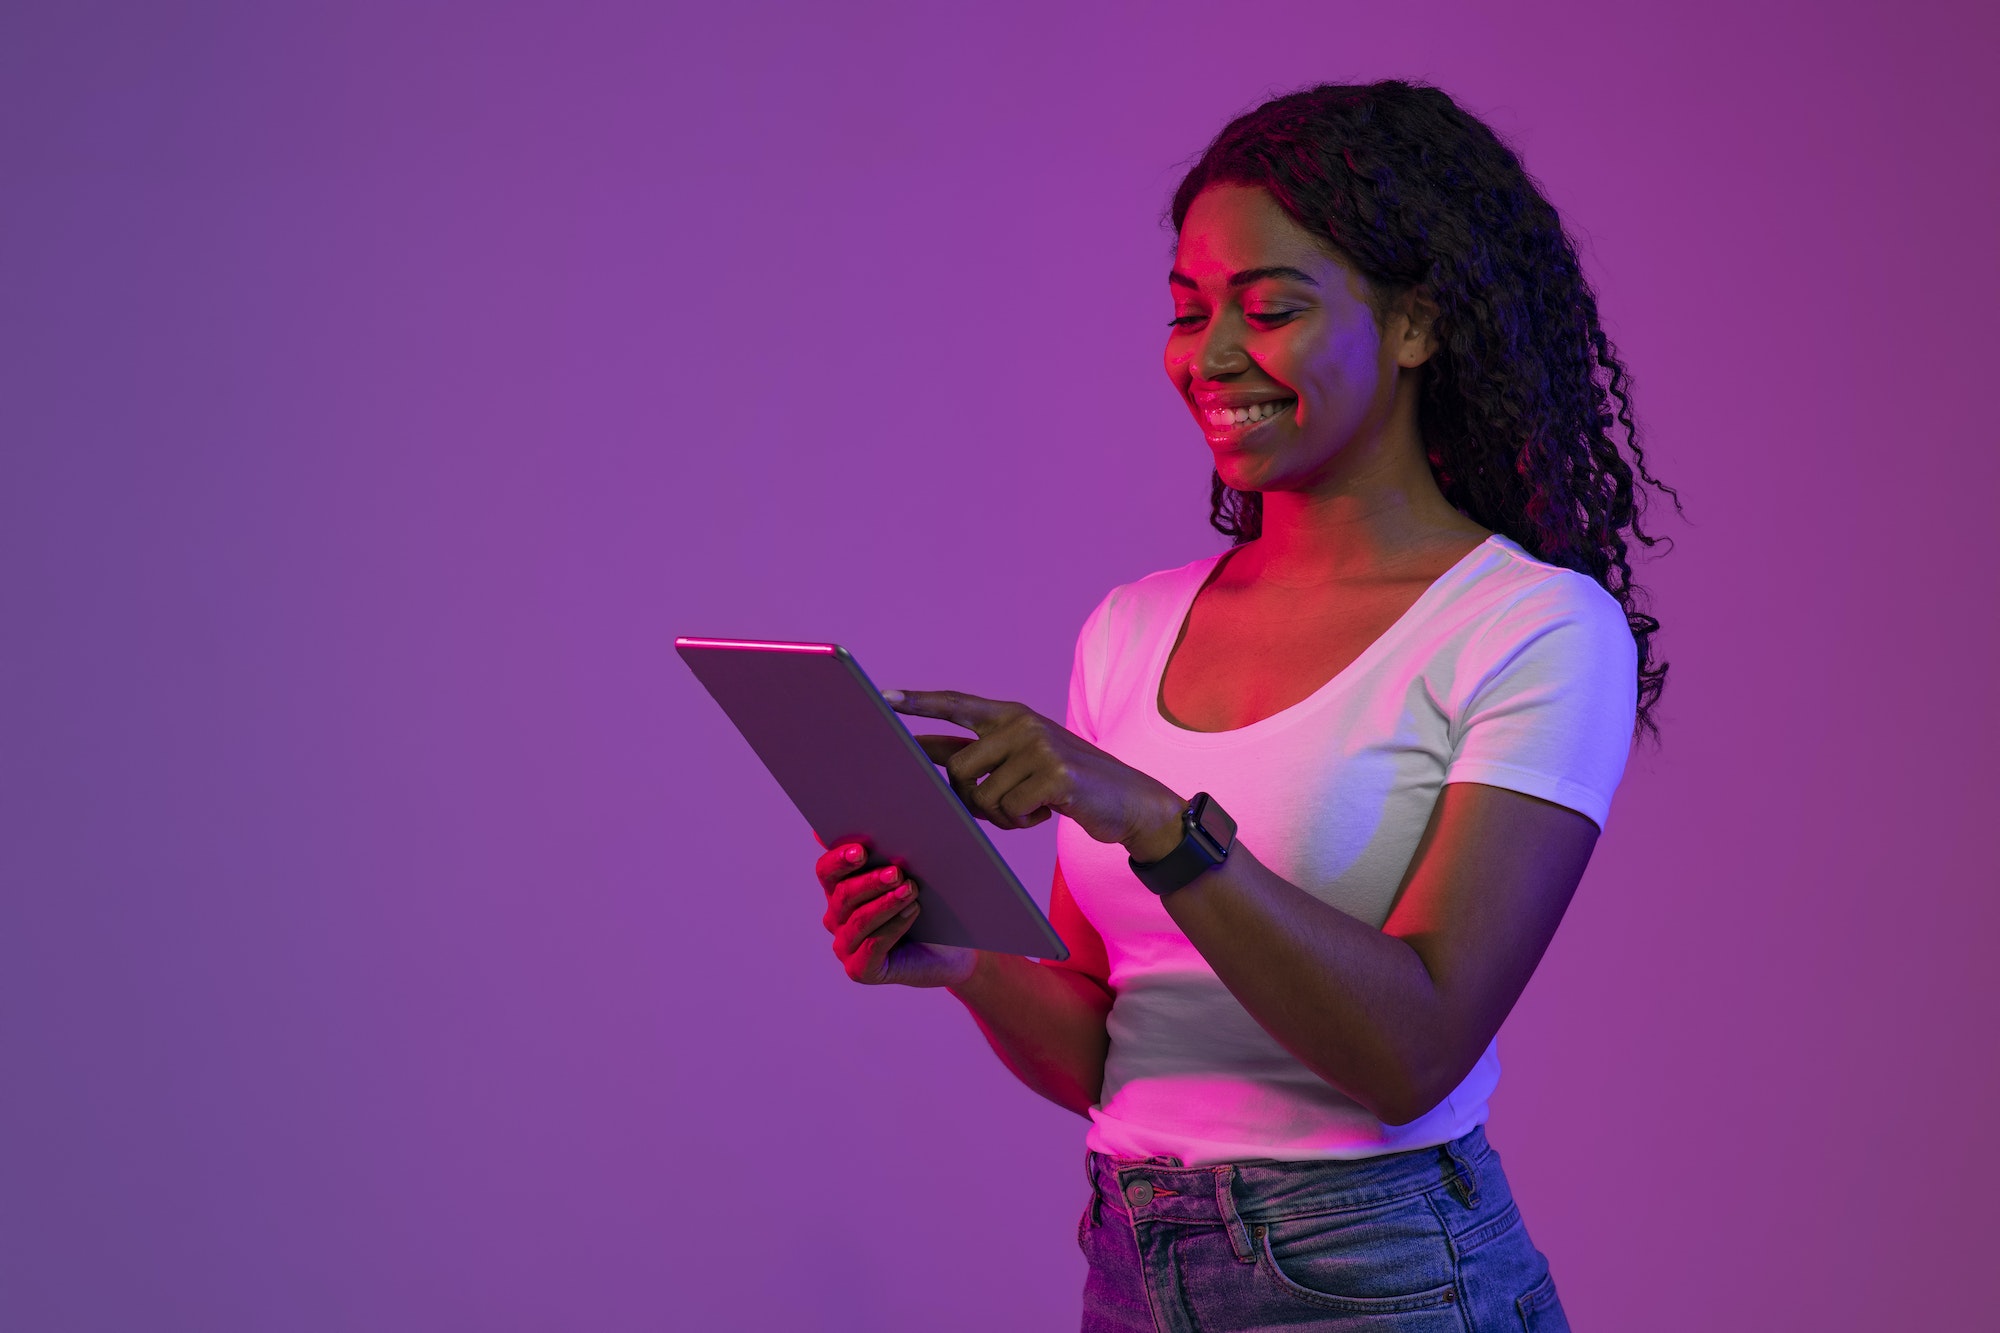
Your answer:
[1202,398,1296,432]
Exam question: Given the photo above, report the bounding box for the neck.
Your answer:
[1244,434,1480,584]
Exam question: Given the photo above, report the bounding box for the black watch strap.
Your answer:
[1129,792,1237,896]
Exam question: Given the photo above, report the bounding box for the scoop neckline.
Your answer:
[1144,534,1505,746]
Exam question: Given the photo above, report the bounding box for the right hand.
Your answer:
[815,841,978,988]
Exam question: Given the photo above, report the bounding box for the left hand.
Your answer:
[886,690,1186,861]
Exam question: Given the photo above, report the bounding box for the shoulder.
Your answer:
[1442,540,1639,824]
[1073,552,1222,665]
[1461,537,1634,664]
[1437,539,1637,740]
[1064,552,1220,737]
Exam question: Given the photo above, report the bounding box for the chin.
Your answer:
[1212,455,1269,494]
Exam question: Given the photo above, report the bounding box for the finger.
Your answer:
[883,689,1012,733]
[823,862,908,931]
[995,766,1070,828]
[846,899,922,982]
[941,729,1017,798]
[915,734,973,766]
[967,753,1049,828]
[834,879,921,958]
[851,899,922,978]
[814,841,869,894]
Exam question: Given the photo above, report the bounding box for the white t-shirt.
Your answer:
[1056,534,1637,1165]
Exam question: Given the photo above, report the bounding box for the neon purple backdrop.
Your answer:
[4,2,1996,1328]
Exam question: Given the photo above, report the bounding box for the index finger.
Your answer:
[883,689,1009,731]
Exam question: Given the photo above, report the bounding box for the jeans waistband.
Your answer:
[1086,1124,1490,1243]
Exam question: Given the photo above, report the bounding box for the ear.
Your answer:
[1390,286,1440,369]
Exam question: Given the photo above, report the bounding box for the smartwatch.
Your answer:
[1129,792,1237,896]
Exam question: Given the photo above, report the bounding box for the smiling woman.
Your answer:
[1173,88,1674,735]
[810,80,1674,1332]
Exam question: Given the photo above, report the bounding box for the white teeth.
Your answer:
[1206,400,1291,428]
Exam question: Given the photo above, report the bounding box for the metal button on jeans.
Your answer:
[1123,1179,1154,1207]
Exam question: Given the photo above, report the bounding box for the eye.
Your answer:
[1167,313,1207,329]
[1245,309,1303,328]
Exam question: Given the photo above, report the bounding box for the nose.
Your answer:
[1195,314,1251,380]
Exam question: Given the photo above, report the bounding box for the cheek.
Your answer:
[1255,321,1340,387]
[1299,327,1386,405]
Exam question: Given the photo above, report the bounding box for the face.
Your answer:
[1166,184,1430,496]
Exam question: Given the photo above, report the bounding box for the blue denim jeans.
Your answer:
[1079,1127,1569,1332]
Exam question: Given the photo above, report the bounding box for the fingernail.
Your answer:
[881,867,900,884]
[882,690,905,704]
[843,845,863,863]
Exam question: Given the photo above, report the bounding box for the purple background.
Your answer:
[4,2,1996,1328]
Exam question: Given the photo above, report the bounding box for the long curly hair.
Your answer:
[1172,81,1678,737]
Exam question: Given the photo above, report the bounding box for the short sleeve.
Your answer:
[1065,592,1116,745]
[1444,571,1638,830]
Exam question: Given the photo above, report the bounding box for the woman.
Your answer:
[813,81,1672,1331]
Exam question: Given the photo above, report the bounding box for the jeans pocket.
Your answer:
[1253,1198,1461,1316]
[1516,1270,1570,1332]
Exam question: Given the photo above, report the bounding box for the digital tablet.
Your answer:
[675,637,1069,960]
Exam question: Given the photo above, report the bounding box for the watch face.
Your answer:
[1190,793,1236,856]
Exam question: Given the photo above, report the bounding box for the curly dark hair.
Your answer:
[1172,81,1678,737]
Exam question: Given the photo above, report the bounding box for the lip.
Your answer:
[1196,395,1296,443]
[1191,390,1294,408]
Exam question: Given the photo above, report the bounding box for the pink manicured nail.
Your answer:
[843,845,863,863]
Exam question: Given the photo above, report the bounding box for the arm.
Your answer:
[815,846,1114,1117]
[1154,781,1595,1125]
[891,690,1598,1127]
[948,862,1113,1116]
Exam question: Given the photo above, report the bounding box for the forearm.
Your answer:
[1116,786,1462,1124]
[1163,846,1459,1125]
[948,951,1112,1117]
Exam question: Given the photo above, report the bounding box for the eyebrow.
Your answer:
[1168,265,1321,290]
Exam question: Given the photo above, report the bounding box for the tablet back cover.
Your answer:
[676,638,1068,960]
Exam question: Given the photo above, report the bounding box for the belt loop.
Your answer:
[1439,1139,1480,1209]
[1213,1166,1256,1264]
[1085,1151,1103,1227]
